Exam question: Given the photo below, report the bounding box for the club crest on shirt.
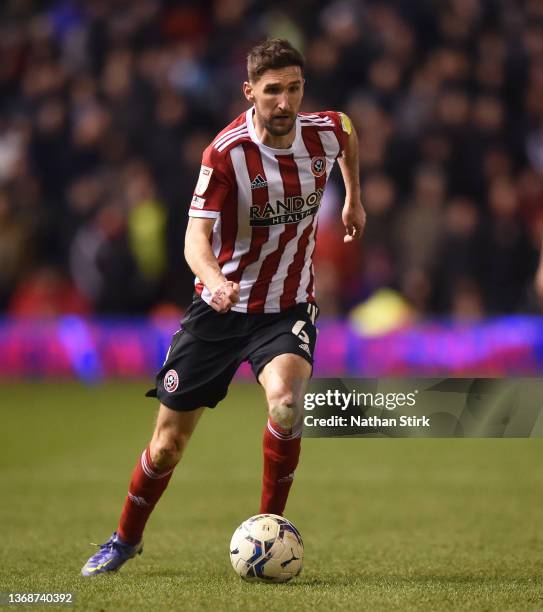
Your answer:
[311,157,326,177]
[195,165,213,196]
[164,369,179,393]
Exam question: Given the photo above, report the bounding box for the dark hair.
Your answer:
[247,39,305,83]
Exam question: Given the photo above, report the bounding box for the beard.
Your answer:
[263,114,296,137]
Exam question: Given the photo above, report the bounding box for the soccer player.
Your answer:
[81,38,366,576]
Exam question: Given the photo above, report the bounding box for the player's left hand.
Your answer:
[342,200,366,243]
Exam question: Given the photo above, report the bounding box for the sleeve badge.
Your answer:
[339,112,352,135]
[195,165,213,196]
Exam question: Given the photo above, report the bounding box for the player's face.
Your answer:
[245,66,304,137]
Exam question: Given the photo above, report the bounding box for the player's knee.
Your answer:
[268,395,298,429]
[150,433,188,470]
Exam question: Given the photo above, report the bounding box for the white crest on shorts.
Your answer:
[164,369,179,393]
[195,165,213,196]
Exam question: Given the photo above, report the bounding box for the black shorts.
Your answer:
[146,298,319,411]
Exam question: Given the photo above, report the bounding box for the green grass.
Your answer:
[1,381,542,611]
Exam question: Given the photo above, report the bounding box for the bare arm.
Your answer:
[337,116,366,243]
[184,217,239,312]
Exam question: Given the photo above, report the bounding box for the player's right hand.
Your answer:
[209,281,240,313]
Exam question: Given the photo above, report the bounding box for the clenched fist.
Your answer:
[209,281,240,313]
[342,200,366,243]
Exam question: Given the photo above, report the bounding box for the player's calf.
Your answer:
[148,405,203,469]
[260,417,302,515]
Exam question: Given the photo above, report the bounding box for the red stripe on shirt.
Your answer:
[280,220,314,308]
[248,154,301,313]
[278,126,328,305]
[216,152,238,267]
[227,142,269,285]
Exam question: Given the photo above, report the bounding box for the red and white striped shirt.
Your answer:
[189,108,349,313]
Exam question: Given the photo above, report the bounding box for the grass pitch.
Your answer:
[1,381,542,611]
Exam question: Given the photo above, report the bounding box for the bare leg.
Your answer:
[150,404,205,469]
[117,404,204,543]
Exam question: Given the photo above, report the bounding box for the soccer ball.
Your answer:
[229,514,304,583]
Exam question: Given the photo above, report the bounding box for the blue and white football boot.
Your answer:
[81,532,143,576]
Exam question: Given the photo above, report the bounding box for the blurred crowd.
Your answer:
[1,0,543,320]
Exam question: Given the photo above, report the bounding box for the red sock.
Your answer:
[117,447,174,545]
[259,419,302,515]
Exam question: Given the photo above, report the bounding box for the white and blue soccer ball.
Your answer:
[229,514,304,583]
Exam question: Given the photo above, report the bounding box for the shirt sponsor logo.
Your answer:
[249,188,324,226]
[191,195,206,209]
[195,165,213,195]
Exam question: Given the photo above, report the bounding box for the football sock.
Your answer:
[117,447,174,545]
[260,418,302,515]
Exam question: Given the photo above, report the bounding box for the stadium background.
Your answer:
[2,0,543,378]
[1,1,542,610]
